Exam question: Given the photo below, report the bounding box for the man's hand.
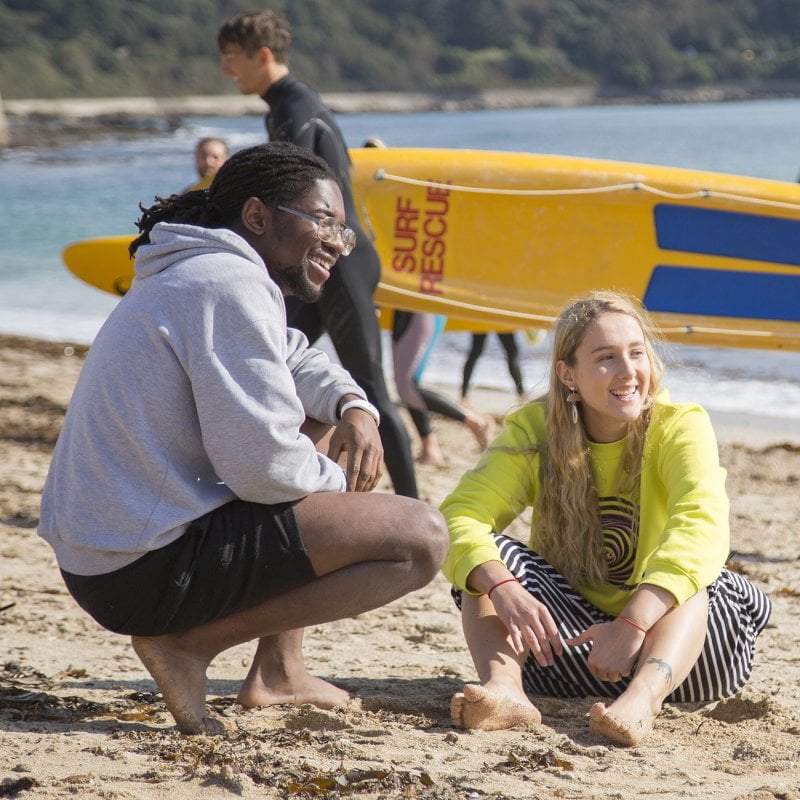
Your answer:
[329,407,384,492]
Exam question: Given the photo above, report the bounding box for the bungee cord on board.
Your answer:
[373,168,800,211]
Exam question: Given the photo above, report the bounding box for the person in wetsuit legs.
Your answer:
[461,332,525,400]
[392,311,495,466]
[497,332,525,397]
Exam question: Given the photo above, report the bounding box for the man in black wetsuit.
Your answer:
[218,10,417,498]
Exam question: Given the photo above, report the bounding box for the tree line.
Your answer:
[1,0,799,99]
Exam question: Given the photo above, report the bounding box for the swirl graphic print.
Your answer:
[598,496,638,588]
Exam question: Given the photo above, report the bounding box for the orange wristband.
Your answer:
[487,577,519,599]
[618,614,648,634]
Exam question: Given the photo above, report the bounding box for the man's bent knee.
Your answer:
[408,503,449,584]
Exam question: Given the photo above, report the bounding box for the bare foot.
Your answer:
[416,452,447,467]
[237,672,350,710]
[417,434,446,466]
[451,683,541,731]
[131,636,230,735]
[465,414,496,450]
[589,701,655,747]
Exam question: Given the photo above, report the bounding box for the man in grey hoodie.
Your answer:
[39,142,448,735]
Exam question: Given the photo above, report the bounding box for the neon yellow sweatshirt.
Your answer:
[440,400,729,615]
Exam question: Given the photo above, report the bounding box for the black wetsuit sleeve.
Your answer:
[266,77,352,189]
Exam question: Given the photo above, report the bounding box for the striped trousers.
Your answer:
[452,533,772,702]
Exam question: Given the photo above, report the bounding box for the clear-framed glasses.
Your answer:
[275,204,356,256]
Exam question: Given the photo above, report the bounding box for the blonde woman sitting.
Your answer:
[440,290,771,746]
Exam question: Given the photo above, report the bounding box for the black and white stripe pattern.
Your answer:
[452,533,771,702]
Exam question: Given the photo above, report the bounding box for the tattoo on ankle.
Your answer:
[646,657,673,684]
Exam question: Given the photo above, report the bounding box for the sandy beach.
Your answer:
[1,332,799,800]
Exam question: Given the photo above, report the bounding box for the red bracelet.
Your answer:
[618,614,648,634]
[486,577,519,599]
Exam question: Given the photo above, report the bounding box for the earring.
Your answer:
[566,387,579,425]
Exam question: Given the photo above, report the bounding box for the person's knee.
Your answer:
[406,503,449,582]
[393,377,416,408]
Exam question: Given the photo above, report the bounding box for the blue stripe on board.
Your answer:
[654,205,800,267]
[644,266,800,322]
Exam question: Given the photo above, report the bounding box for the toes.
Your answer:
[461,683,488,702]
[588,702,647,747]
[450,692,466,727]
[589,701,608,723]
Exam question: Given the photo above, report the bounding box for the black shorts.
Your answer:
[61,499,317,637]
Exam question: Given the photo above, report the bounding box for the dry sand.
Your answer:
[1,333,799,800]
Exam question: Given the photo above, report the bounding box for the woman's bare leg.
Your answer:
[451,592,542,731]
[590,590,709,746]
[132,493,448,734]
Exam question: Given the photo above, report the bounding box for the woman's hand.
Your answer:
[567,619,644,682]
[567,584,674,682]
[489,580,563,666]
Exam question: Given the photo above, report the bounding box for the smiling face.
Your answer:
[243,178,346,303]
[556,311,652,443]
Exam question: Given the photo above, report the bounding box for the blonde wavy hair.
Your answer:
[534,290,665,586]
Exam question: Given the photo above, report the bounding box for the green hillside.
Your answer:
[1,0,800,99]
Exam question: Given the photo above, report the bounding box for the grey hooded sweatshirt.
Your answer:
[39,223,367,575]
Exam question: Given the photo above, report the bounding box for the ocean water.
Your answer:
[2,98,800,427]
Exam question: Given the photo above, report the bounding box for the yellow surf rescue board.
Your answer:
[63,147,800,350]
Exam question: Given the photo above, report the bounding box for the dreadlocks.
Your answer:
[129,142,337,256]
